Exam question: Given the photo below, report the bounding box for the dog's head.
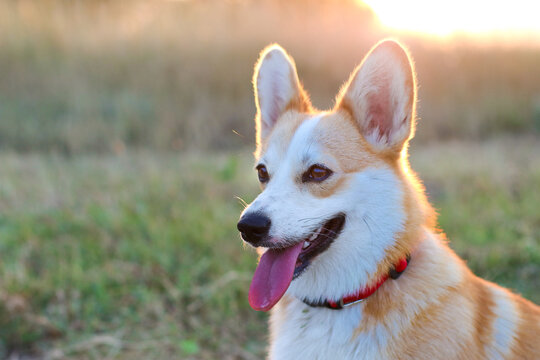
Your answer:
[238,40,430,311]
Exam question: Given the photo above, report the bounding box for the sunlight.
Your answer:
[363,0,540,36]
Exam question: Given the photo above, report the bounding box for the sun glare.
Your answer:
[363,0,540,37]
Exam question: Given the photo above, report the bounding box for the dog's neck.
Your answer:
[300,254,411,310]
[270,231,467,358]
[278,229,464,317]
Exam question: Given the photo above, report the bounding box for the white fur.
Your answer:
[287,165,405,302]
[270,299,388,360]
[485,287,518,359]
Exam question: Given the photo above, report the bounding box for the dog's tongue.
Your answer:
[249,242,303,311]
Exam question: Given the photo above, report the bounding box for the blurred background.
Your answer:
[0,0,538,358]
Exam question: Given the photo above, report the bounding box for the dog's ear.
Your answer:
[336,40,416,154]
[253,44,311,144]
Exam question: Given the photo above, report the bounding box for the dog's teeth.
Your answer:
[303,241,311,249]
[308,227,322,241]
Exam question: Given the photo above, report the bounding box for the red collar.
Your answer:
[302,255,410,310]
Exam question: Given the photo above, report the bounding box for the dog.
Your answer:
[236,40,540,359]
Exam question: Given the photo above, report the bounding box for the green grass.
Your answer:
[410,138,540,300]
[0,137,538,358]
[0,151,266,358]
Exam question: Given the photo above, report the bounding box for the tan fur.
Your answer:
[257,110,310,160]
[316,111,379,172]
[510,295,540,359]
[469,278,497,357]
[305,113,375,198]
[347,238,539,360]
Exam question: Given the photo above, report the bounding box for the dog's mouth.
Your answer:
[293,213,346,279]
[248,213,346,312]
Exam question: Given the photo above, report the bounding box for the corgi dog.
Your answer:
[236,40,540,360]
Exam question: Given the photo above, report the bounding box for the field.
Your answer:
[1,137,539,358]
[0,0,539,359]
[1,1,540,153]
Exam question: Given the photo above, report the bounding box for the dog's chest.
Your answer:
[269,299,392,360]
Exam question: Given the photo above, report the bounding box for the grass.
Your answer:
[0,151,265,358]
[0,136,538,358]
[0,1,539,154]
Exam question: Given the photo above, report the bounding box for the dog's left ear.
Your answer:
[336,40,416,154]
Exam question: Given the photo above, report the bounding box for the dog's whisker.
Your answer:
[298,216,326,222]
[234,196,249,208]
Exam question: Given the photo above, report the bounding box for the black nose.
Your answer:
[237,213,271,246]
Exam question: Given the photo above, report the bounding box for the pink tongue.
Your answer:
[249,242,304,311]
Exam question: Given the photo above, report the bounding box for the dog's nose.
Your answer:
[237,213,271,246]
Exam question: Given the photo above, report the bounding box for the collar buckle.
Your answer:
[340,297,365,308]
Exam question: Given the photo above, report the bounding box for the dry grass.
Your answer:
[0,0,539,153]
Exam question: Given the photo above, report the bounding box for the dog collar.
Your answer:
[301,255,410,310]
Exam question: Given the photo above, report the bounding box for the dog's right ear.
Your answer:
[253,44,311,144]
[335,40,416,156]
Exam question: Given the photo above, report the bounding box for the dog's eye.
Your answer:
[256,164,270,183]
[303,164,332,183]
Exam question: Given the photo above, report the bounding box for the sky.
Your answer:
[362,0,540,39]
